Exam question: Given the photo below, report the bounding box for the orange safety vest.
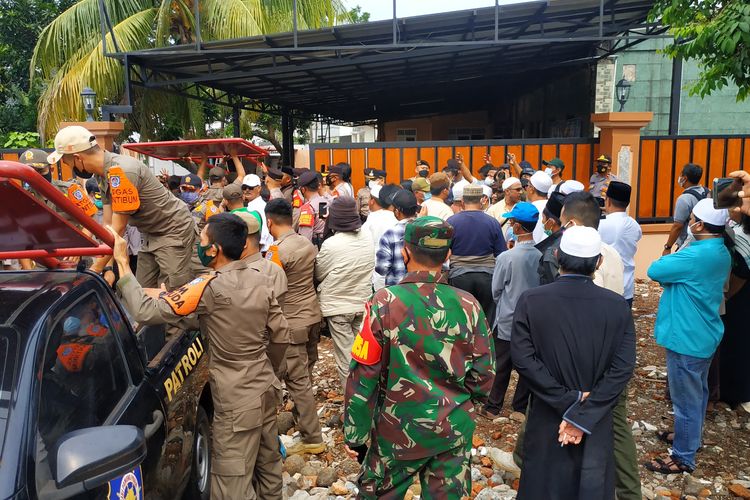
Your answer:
[56,342,93,373]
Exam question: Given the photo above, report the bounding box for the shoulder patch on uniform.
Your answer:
[265,244,284,269]
[108,166,140,212]
[160,275,215,316]
[351,302,382,365]
[298,203,315,227]
[205,199,219,221]
[67,184,97,217]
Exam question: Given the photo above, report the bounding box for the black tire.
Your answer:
[184,406,211,500]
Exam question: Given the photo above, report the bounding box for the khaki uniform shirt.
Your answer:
[27,178,76,222]
[98,152,195,252]
[296,193,330,242]
[118,260,289,412]
[589,172,618,199]
[192,185,224,232]
[274,230,321,333]
[243,252,288,307]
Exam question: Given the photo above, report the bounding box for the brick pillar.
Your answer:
[56,121,125,180]
[590,112,653,216]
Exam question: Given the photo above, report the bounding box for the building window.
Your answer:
[396,128,417,141]
[448,128,485,140]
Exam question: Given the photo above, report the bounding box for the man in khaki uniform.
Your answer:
[18,149,76,211]
[48,125,198,289]
[265,198,326,455]
[235,211,288,307]
[110,213,289,499]
[194,158,247,232]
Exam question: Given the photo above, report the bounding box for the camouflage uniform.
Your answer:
[344,217,496,499]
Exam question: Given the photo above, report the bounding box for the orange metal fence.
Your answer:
[637,135,750,222]
[310,139,601,195]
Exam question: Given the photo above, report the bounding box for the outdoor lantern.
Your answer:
[615,78,631,112]
[81,87,97,121]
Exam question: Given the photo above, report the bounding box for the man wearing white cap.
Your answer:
[525,171,552,243]
[548,178,585,198]
[487,177,523,227]
[48,125,198,290]
[646,198,731,474]
[512,225,635,499]
[240,174,273,251]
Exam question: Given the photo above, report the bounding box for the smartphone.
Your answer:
[319,201,328,218]
[713,177,743,209]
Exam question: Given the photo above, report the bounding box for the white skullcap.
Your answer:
[559,180,585,195]
[693,198,729,226]
[452,182,465,201]
[481,184,493,198]
[241,174,261,187]
[560,226,602,258]
[529,171,552,194]
[370,184,382,200]
[502,177,521,191]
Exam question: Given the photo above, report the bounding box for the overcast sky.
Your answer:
[347,0,525,21]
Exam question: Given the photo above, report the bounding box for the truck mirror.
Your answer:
[55,426,146,489]
[137,324,166,362]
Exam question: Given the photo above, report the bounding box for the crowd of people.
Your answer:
[11,123,750,499]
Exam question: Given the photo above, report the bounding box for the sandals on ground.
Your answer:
[644,455,694,474]
[656,430,674,444]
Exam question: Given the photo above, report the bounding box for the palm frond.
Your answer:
[31,0,151,81]
[201,0,264,40]
[37,8,158,139]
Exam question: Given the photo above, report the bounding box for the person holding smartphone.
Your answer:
[296,170,330,248]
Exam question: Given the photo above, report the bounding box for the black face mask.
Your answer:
[418,169,429,178]
[72,158,93,179]
[596,165,608,174]
[37,169,52,183]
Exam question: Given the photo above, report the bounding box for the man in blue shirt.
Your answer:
[646,198,731,474]
[446,185,507,324]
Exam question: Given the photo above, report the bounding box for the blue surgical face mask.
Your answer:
[424,192,432,201]
[181,191,200,204]
[94,199,103,209]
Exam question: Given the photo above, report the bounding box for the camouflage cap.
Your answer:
[404,216,454,249]
[20,149,51,168]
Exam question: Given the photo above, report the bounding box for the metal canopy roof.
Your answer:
[112,0,664,124]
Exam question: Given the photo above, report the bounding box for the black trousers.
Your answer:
[485,337,530,415]
[449,272,495,327]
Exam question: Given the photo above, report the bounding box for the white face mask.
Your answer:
[368,180,380,191]
[484,177,495,186]
[544,167,554,176]
[678,177,686,188]
[687,221,699,238]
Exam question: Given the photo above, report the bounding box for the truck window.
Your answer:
[0,331,12,453]
[35,293,132,497]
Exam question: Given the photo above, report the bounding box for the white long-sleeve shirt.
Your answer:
[599,212,642,300]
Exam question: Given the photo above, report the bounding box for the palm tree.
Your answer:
[31,0,350,140]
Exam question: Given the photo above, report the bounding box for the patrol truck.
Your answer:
[0,161,212,499]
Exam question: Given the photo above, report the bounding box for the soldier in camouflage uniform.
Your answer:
[343,216,496,499]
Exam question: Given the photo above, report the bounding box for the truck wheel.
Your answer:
[185,406,211,500]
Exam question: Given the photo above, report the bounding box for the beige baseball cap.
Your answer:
[47,125,98,164]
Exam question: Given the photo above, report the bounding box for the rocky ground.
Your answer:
[277,279,750,499]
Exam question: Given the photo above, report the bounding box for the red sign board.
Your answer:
[122,138,268,161]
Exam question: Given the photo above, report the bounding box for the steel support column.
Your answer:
[668,56,683,135]
[233,106,241,137]
[282,109,294,167]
